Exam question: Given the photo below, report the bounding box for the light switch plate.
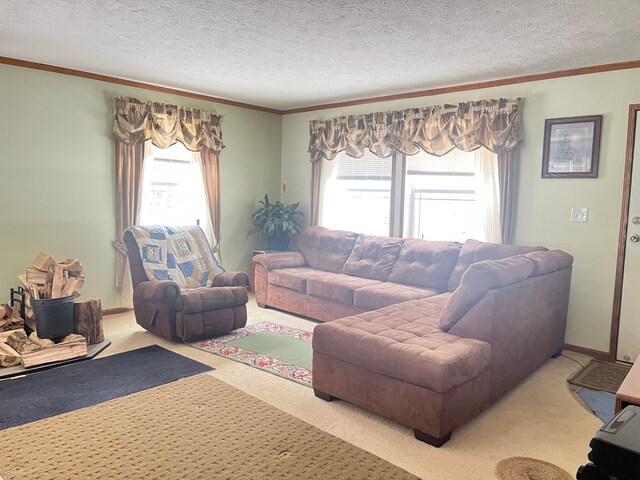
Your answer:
[570,208,589,223]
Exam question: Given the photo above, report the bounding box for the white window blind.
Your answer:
[406,149,475,174]
[337,150,393,179]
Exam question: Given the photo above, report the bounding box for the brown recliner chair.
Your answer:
[124,225,249,342]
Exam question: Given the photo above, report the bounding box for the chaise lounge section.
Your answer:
[253,226,573,446]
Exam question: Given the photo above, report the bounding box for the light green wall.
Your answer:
[281,68,640,353]
[0,64,281,309]
[3,62,637,351]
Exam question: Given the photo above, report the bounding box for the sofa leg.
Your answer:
[552,350,562,358]
[413,429,451,447]
[314,388,336,402]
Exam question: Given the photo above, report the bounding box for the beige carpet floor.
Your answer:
[76,297,600,479]
[0,375,418,480]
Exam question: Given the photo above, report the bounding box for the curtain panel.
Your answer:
[113,96,224,153]
[308,98,523,162]
[114,140,150,293]
[199,147,222,251]
[497,150,516,244]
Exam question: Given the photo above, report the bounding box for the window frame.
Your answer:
[319,149,486,240]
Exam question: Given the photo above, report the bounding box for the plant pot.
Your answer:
[31,295,75,340]
[267,232,289,251]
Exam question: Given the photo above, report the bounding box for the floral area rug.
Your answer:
[189,322,313,386]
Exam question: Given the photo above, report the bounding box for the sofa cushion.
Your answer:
[297,226,359,273]
[313,302,492,393]
[268,267,329,293]
[388,239,461,291]
[439,256,534,331]
[448,239,546,291]
[525,250,574,276]
[306,273,382,305]
[342,235,404,281]
[353,282,440,310]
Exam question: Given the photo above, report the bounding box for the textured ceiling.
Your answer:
[2,0,640,110]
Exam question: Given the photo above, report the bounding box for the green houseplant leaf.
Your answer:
[246,194,304,248]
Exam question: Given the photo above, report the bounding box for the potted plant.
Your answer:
[247,194,304,250]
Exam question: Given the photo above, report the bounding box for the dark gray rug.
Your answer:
[568,359,631,393]
[0,344,212,430]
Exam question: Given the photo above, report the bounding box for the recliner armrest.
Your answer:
[211,271,250,287]
[132,280,182,342]
[252,251,306,270]
[176,286,249,314]
[134,280,181,301]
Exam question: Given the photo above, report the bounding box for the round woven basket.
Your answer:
[495,457,573,480]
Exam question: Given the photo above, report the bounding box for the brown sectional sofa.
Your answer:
[253,226,573,446]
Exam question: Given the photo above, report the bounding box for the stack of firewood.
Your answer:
[19,252,85,304]
[0,253,105,370]
[0,330,87,368]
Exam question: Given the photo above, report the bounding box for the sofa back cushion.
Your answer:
[342,235,404,281]
[439,256,534,331]
[297,226,359,273]
[387,239,461,291]
[448,239,546,291]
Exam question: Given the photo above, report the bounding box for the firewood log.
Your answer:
[0,328,25,343]
[44,263,56,299]
[28,332,55,349]
[73,297,104,345]
[26,267,47,285]
[7,330,42,354]
[51,264,65,298]
[0,343,21,367]
[31,252,55,272]
[58,258,83,275]
[21,334,87,368]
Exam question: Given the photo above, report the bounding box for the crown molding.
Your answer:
[0,56,283,115]
[3,55,640,117]
[281,60,640,115]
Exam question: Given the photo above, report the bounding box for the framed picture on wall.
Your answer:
[541,115,602,178]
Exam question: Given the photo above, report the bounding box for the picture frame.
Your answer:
[541,115,602,178]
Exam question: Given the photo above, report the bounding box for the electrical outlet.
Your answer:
[570,208,589,223]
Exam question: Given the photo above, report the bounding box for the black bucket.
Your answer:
[31,295,75,340]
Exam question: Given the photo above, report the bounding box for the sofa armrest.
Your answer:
[212,271,250,287]
[439,256,534,331]
[253,251,307,270]
[524,250,573,276]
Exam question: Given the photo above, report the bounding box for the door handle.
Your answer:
[630,235,640,242]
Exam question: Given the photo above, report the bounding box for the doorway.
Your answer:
[611,104,640,363]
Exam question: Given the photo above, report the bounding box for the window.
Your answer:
[403,150,485,242]
[319,149,495,242]
[319,150,392,236]
[139,142,209,232]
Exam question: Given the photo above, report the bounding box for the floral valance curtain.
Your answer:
[113,96,224,153]
[308,98,523,162]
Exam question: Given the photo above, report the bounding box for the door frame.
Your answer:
[610,104,640,362]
